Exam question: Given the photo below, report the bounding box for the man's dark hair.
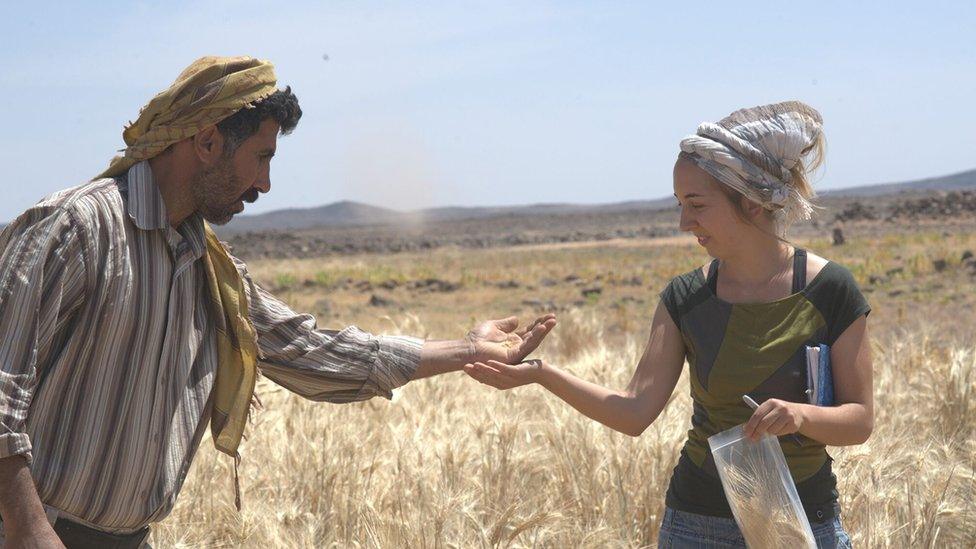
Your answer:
[216,86,302,156]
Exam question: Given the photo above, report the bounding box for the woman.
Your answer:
[464,101,872,548]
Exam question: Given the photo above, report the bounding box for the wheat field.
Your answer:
[152,229,976,548]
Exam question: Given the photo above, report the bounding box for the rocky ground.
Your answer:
[222,190,976,261]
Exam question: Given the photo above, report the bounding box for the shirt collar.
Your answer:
[125,161,170,231]
[124,161,207,261]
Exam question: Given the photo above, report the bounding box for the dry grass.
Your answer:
[711,429,816,548]
[152,229,976,548]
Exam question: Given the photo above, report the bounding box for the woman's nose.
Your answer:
[678,208,696,232]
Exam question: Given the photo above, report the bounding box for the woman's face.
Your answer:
[673,157,752,258]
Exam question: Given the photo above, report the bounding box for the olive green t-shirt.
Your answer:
[661,251,870,522]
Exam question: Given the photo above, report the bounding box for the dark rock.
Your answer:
[962,250,974,262]
[521,299,557,311]
[368,294,395,307]
[932,259,948,273]
[378,279,400,290]
[834,202,877,222]
[355,280,373,291]
[618,276,643,286]
[496,280,520,289]
[581,286,602,298]
[832,227,845,246]
[409,278,460,293]
[540,278,558,287]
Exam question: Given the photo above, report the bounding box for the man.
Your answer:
[0,56,555,548]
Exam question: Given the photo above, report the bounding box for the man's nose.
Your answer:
[255,172,271,193]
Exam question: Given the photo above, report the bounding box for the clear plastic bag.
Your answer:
[708,425,816,548]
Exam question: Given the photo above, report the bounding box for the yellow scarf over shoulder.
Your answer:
[97,56,277,461]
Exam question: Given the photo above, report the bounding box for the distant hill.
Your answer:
[224,200,407,231]
[221,196,681,233]
[821,168,976,197]
[221,167,975,234]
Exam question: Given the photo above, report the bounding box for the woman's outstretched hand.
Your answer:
[463,359,549,390]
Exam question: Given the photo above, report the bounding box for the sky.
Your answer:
[2,1,974,222]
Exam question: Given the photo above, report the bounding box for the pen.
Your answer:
[742,394,803,446]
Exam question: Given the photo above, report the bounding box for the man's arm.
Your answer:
[229,255,554,400]
[0,207,86,548]
[0,456,64,548]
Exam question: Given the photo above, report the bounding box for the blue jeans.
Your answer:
[658,507,852,548]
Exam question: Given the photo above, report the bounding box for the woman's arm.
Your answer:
[744,315,873,445]
[464,302,687,436]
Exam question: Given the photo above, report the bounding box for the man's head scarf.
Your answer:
[95,57,280,498]
[678,101,823,225]
[96,55,278,179]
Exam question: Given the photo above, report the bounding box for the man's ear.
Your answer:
[191,125,226,165]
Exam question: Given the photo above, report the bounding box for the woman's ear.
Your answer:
[739,196,768,225]
[740,195,766,220]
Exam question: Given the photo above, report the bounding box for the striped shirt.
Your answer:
[0,162,422,533]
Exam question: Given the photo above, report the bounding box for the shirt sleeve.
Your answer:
[659,278,682,327]
[819,263,872,345]
[0,207,87,462]
[230,255,423,402]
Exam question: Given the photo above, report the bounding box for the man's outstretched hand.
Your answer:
[414,314,556,380]
[466,314,557,364]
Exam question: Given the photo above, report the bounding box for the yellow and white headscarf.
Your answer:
[97,55,278,179]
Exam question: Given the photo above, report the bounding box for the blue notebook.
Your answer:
[805,344,834,406]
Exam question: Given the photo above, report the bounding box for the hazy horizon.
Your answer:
[3,2,974,223]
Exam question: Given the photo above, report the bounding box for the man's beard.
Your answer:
[191,158,252,225]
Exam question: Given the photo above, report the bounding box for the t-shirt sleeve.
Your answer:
[819,264,871,345]
[659,278,682,327]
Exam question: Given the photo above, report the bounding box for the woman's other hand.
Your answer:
[743,398,806,440]
[463,359,549,390]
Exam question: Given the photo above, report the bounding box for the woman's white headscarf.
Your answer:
[679,101,823,227]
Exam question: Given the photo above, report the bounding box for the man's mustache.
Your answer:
[240,188,260,204]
